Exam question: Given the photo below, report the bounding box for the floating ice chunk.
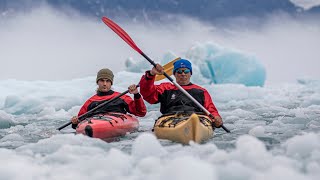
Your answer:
[16,134,111,155]
[0,110,15,129]
[0,133,24,142]
[249,126,266,137]
[284,133,320,159]
[253,165,309,180]
[158,156,216,180]
[132,133,167,159]
[231,135,271,169]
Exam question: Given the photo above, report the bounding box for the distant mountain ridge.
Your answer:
[1,0,319,23]
[308,5,320,13]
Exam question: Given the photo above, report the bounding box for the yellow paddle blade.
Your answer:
[155,57,181,81]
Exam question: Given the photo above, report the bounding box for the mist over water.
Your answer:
[0,6,319,83]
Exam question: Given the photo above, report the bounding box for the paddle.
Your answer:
[155,57,180,81]
[56,58,179,131]
[102,17,230,133]
[56,87,136,131]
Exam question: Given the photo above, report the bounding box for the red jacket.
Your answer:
[139,71,220,117]
[78,90,146,117]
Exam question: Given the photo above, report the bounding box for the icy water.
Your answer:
[0,77,319,180]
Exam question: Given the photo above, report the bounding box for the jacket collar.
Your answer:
[97,90,114,96]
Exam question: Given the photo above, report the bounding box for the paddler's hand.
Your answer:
[213,116,223,128]
[71,116,79,124]
[150,63,164,76]
[128,84,139,94]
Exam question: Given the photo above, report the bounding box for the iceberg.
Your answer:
[125,42,266,87]
[186,42,266,87]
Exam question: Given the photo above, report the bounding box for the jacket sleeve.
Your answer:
[71,101,88,129]
[71,99,91,129]
[203,90,220,117]
[139,71,162,104]
[77,99,91,117]
[122,94,147,117]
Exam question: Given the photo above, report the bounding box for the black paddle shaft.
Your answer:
[56,85,139,131]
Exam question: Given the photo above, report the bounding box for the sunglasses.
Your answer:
[175,69,191,74]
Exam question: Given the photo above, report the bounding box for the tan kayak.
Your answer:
[153,113,214,144]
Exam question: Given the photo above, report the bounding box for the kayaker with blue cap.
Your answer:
[139,59,223,128]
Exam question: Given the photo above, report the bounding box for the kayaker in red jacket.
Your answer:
[71,68,147,129]
[139,59,223,128]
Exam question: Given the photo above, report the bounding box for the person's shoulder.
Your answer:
[160,82,174,86]
[159,82,176,89]
[190,83,208,91]
[89,93,99,99]
[112,91,129,99]
[84,94,99,103]
[112,91,121,95]
[116,91,133,100]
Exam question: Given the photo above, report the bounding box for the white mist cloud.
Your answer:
[0,6,319,83]
[0,7,138,81]
[290,0,320,10]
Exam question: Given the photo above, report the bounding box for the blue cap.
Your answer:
[173,59,192,74]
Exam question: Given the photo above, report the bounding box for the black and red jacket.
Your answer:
[140,71,220,117]
[78,90,147,117]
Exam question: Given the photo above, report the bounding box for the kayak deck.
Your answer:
[153,113,214,144]
[76,112,139,141]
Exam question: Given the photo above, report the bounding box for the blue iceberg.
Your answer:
[125,42,266,87]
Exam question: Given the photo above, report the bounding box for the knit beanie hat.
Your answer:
[96,68,114,84]
[173,59,192,74]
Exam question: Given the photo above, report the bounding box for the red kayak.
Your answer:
[76,112,139,141]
